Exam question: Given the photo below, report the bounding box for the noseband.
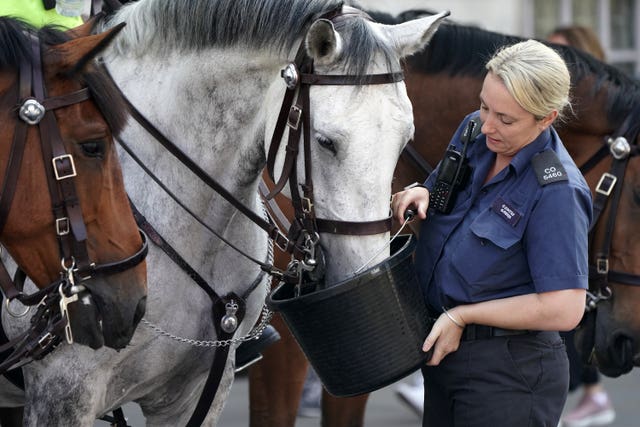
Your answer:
[0,34,147,372]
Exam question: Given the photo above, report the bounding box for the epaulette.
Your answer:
[531,150,568,186]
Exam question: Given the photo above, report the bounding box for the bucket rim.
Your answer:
[268,234,417,306]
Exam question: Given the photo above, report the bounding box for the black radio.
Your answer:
[430,118,481,214]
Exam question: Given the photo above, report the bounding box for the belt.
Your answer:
[461,324,531,341]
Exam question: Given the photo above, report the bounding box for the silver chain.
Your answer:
[140,302,273,348]
[142,198,276,348]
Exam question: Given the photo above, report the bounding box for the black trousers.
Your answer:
[422,331,568,427]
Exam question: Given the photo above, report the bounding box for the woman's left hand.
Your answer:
[422,311,465,366]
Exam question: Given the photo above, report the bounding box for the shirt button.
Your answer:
[481,189,488,195]
[480,239,486,246]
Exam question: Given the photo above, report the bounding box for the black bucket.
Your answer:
[267,234,433,397]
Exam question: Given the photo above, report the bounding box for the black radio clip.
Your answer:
[430,118,481,214]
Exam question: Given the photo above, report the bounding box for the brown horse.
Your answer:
[0,15,149,425]
[0,15,147,374]
[248,12,640,427]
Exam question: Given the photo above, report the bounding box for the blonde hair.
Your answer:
[485,40,571,123]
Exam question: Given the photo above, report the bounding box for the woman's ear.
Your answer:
[538,110,558,130]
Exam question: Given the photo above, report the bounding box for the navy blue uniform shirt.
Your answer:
[415,111,593,313]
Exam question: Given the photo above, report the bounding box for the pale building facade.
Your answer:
[359,0,640,76]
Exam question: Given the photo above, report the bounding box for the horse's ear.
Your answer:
[66,14,105,38]
[378,10,450,58]
[305,19,343,65]
[49,22,125,73]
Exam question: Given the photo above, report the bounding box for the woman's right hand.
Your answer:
[390,186,430,224]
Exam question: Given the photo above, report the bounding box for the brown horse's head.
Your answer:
[382,15,640,377]
[0,18,147,350]
[559,70,640,377]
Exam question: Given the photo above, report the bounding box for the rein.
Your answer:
[0,34,148,376]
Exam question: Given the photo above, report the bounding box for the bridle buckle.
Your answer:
[595,172,617,196]
[56,217,70,236]
[596,257,609,275]
[287,105,302,130]
[52,154,77,180]
[274,232,290,252]
[302,197,313,214]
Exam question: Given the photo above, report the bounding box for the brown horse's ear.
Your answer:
[50,22,125,74]
[66,14,105,38]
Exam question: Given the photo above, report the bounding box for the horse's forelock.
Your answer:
[0,17,36,70]
[333,13,399,80]
[0,17,127,135]
[80,67,128,136]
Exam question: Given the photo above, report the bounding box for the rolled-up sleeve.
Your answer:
[525,183,592,293]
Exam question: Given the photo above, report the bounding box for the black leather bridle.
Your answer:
[569,107,640,367]
[578,108,640,311]
[0,32,148,375]
[264,6,402,291]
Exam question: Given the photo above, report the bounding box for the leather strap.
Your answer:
[461,324,530,341]
[185,294,245,427]
[300,71,403,85]
[315,216,392,235]
[103,62,291,254]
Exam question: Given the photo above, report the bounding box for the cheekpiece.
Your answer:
[282,63,300,90]
[19,98,46,125]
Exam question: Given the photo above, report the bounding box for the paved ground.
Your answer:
[97,367,640,426]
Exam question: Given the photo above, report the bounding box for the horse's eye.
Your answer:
[317,135,337,155]
[79,140,106,158]
[633,186,640,206]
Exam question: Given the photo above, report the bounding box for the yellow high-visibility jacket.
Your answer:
[0,0,82,29]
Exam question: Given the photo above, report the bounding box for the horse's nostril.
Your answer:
[133,296,147,326]
[611,333,634,374]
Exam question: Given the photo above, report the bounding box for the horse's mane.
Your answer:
[103,0,399,77]
[0,16,128,135]
[426,24,640,130]
[368,9,640,132]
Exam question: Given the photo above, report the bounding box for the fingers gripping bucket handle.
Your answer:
[267,235,434,397]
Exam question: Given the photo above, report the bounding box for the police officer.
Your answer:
[392,40,592,427]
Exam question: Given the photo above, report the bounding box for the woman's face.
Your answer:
[479,72,553,159]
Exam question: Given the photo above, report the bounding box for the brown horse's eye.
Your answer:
[633,186,640,206]
[79,140,106,158]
